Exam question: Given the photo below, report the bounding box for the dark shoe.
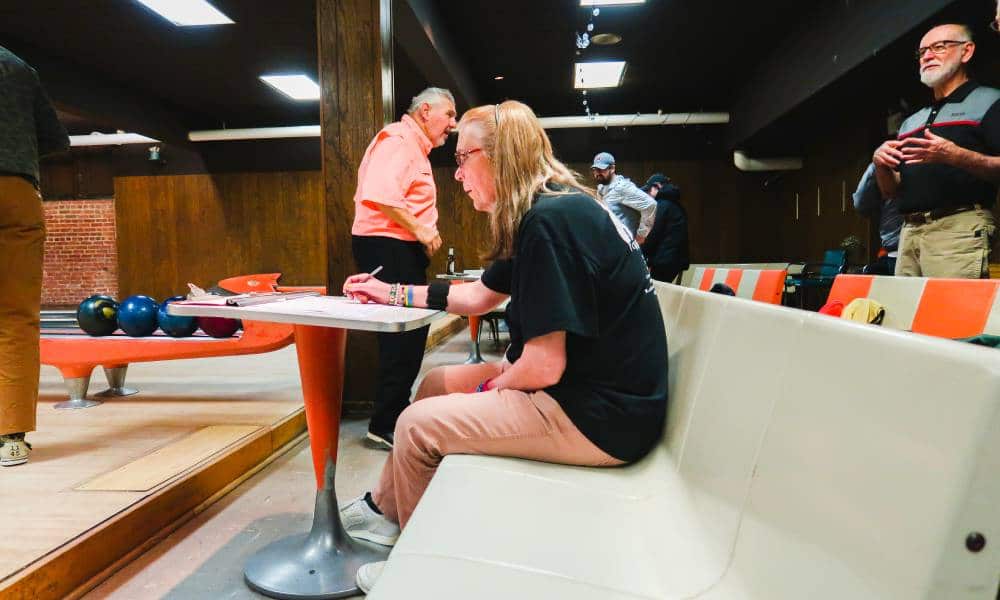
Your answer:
[365,430,393,450]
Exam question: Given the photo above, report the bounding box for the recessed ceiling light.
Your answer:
[579,0,644,6]
[494,75,505,80]
[135,0,234,26]
[260,75,321,101]
[591,33,622,45]
[574,61,626,89]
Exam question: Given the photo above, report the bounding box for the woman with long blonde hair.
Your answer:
[340,100,668,593]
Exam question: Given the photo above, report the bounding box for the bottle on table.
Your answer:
[446,247,457,275]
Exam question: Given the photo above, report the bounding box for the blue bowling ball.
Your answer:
[158,296,198,337]
[118,295,159,337]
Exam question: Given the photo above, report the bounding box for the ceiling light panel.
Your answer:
[579,0,645,6]
[135,0,234,26]
[260,75,321,101]
[574,61,626,89]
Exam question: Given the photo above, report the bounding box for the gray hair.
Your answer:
[407,87,455,115]
[928,22,974,42]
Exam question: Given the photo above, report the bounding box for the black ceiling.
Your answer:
[0,0,995,162]
[0,0,319,131]
[433,0,804,117]
[0,1,807,130]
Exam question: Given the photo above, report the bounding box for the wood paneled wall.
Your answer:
[767,124,880,265]
[430,166,492,272]
[113,157,879,302]
[113,167,488,298]
[115,172,327,300]
[566,159,780,263]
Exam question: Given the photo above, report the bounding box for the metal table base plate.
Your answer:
[245,485,389,599]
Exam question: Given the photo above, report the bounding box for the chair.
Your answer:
[784,249,847,308]
[477,299,510,351]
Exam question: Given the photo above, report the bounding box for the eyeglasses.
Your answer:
[991,18,1000,33]
[915,40,969,60]
[454,148,483,167]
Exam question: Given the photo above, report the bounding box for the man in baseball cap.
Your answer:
[591,152,656,243]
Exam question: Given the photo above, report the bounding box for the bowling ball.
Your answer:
[198,316,241,338]
[158,296,198,337]
[118,295,159,337]
[77,295,119,336]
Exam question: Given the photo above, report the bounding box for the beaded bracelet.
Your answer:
[388,283,398,306]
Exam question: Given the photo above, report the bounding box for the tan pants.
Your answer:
[895,208,996,278]
[372,362,623,528]
[0,176,44,435]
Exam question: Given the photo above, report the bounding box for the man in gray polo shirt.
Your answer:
[872,24,1000,278]
[591,152,656,243]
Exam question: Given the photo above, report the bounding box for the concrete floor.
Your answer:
[83,327,506,600]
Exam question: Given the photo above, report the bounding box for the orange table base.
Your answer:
[243,325,388,599]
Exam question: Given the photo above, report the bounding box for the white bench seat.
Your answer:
[369,283,1000,600]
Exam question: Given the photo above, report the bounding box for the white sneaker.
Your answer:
[340,495,400,546]
[0,434,31,467]
[356,561,386,595]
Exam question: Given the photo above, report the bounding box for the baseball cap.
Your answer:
[645,173,671,188]
[591,152,615,169]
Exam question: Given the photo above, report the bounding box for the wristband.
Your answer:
[475,377,494,393]
[407,285,414,307]
[426,281,450,310]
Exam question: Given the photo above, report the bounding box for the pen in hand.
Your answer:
[345,265,384,303]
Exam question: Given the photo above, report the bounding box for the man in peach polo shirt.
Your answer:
[352,87,457,449]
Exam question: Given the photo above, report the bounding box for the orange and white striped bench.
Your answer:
[827,274,1000,338]
[685,266,787,305]
[678,262,788,288]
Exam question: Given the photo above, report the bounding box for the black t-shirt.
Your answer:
[896,81,1000,213]
[481,191,668,462]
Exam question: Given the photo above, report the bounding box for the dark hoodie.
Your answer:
[641,183,689,273]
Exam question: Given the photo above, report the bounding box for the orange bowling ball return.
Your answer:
[40,274,321,409]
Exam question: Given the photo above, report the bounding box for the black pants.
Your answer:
[864,256,897,276]
[352,235,431,434]
[650,264,684,284]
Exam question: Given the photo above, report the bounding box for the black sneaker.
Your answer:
[365,430,394,450]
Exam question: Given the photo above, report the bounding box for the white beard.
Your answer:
[920,60,961,88]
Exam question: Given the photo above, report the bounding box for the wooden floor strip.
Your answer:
[77,425,262,492]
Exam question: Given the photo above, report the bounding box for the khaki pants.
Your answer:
[0,176,44,435]
[372,362,623,528]
[895,208,996,278]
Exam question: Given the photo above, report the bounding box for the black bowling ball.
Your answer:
[77,295,119,336]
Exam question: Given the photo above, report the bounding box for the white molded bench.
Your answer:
[370,282,1000,599]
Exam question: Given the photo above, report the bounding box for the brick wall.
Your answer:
[42,199,118,307]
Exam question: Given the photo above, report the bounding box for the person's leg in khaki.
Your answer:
[372,383,622,528]
[919,209,996,278]
[895,224,923,276]
[0,177,45,466]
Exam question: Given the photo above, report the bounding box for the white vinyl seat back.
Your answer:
[674,292,806,570]
[655,284,727,458]
[712,313,1000,599]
